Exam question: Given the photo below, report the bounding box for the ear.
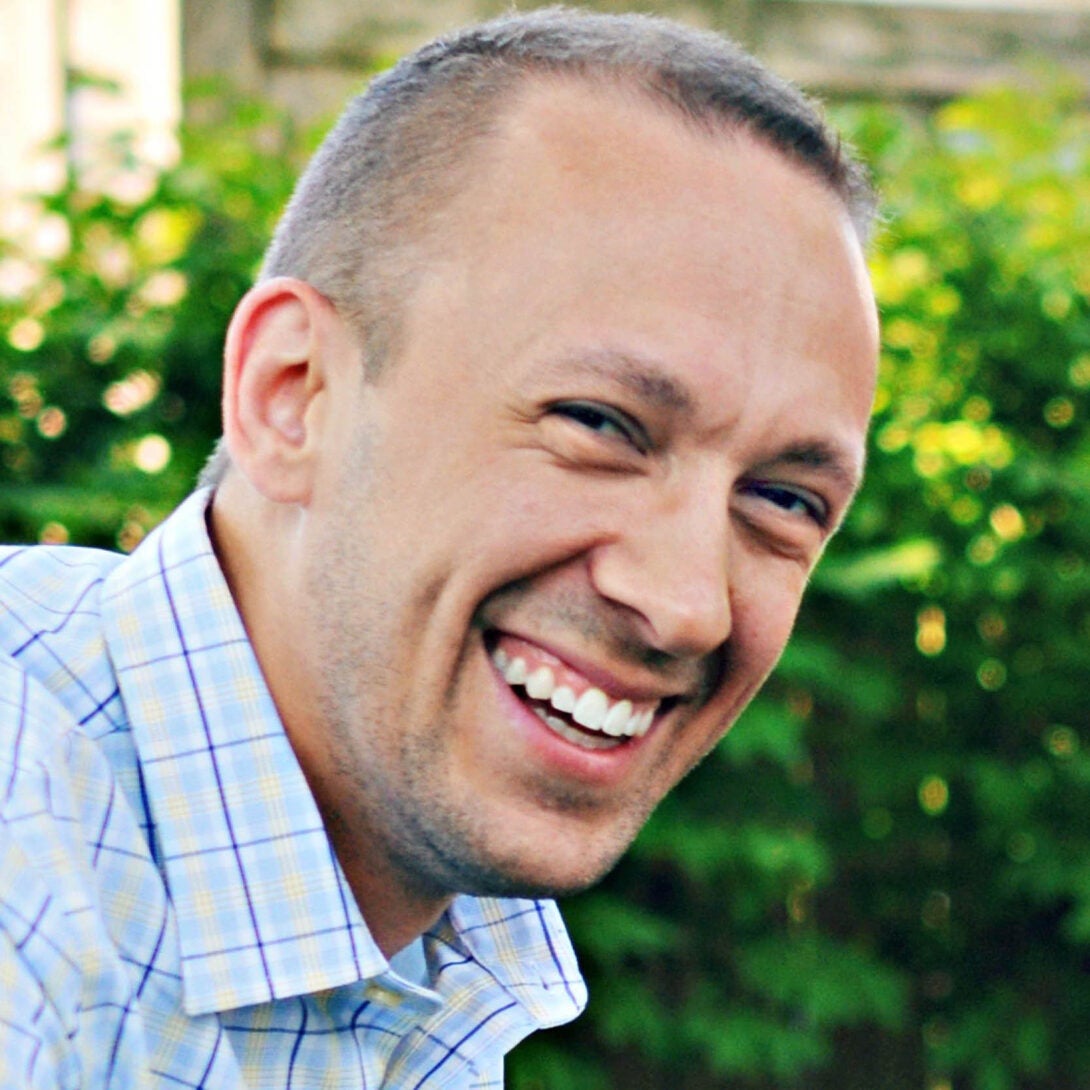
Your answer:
[221,277,352,505]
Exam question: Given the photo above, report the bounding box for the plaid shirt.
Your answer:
[0,490,585,1089]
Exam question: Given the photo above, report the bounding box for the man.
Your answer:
[0,7,879,1087]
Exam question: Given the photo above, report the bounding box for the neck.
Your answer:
[319,801,454,958]
[208,477,452,960]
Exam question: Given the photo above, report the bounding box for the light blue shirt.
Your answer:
[0,490,585,1088]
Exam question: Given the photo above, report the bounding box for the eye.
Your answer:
[745,481,829,527]
[549,400,648,452]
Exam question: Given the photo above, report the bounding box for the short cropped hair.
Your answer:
[199,6,875,487]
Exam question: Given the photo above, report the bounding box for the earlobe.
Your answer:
[221,277,343,505]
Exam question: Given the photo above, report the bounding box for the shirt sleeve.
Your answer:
[0,654,153,1090]
[0,833,74,1090]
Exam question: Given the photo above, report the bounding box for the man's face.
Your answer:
[292,81,879,901]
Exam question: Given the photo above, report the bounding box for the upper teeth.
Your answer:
[492,648,655,739]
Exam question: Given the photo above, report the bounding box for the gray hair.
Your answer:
[199,5,875,488]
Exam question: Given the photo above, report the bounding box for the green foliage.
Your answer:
[0,85,314,548]
[5,71,1090,1090]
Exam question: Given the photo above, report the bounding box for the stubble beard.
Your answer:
[303,489,701,903]
[315,635,653,903]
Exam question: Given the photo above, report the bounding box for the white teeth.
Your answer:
[490,646,659,741]
[525,666,555,700]
[550,685,576,714]
[572,688,609,730]
[533,706,620,751]
[602,698,633,737]
[503,656,527,685]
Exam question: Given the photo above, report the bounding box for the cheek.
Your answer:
[463,463,623,576]
[729,568,809,677]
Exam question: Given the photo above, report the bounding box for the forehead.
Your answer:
[430,76,869,310]
[399,75,877,454]
[467,74,839,232]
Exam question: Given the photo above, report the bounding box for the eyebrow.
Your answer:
[764,441,866,498]
[542,346,866,495]
[543,347,696,415]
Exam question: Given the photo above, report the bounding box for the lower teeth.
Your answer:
[532,706,623,750]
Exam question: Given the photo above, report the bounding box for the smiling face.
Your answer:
[278,78,878,909]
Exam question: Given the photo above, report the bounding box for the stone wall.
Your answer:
[182,0,1090,125]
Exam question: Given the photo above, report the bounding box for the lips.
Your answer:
[489,635,661,751]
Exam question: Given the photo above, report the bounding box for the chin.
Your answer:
[463,866,613,902]
[381,763,650,903]
[439,836,630,901]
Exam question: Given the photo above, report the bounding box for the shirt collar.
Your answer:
[102,489,383,1014]
[101,489,585,1028]
[442,895,587,1028]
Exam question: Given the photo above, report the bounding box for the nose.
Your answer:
[588,479,731,658]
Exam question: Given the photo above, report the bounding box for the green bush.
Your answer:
[3,76,1089,1090]
[0,86,314,548]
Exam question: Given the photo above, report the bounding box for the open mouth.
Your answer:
[488,638,669,752]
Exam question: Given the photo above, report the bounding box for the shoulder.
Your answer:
[0,544,126,738]
[0,648,172,1086]
[0,543,121,645]
[0,646,131,864]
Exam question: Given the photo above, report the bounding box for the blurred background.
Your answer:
[2,1,1090,1087]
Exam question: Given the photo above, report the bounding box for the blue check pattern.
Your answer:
[0,490,585,1088]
